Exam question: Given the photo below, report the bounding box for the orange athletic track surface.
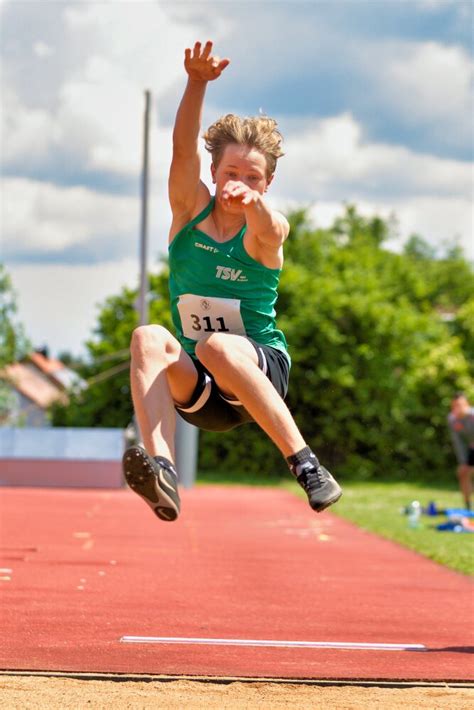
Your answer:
[0,484,472,682]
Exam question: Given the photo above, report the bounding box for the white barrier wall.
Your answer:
[0,427,125,488]
[0,427,125,460]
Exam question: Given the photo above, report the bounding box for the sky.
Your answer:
[1,0,473,358]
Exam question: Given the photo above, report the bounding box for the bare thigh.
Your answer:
[195,333,259,399]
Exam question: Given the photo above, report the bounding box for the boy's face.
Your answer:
[211,143,273,209]
[451,396,470,418]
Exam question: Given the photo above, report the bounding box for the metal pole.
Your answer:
[175,418,199,489]
[138,90,151,326]
[132,90,151,447]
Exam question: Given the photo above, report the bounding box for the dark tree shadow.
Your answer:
[411,646,474,654]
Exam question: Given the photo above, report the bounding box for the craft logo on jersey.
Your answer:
[195,241,219,254]
[215,265,248,282]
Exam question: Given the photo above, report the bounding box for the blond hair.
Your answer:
[203,114,284,178]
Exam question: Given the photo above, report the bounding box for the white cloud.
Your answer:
[63,0,193,82]
[3,4,471,185]
[2,178,139,259]
[1,83,55,165]
[267,113,473,261]
[33,41,54,58]
[357,38,473,149]
[1,175,173,268]
[7,259,140,357]
[3,110,472,267]
[306,196,473,261]
[390,196,473,258]
[56,60,146,177]
[276,113,472,201]
[384,41,472,132]
[2,2,222,179]
[419,0,471,20]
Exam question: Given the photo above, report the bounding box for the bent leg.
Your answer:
[196,333,342,512]
[195,333,306,457]
[130,325,198,462]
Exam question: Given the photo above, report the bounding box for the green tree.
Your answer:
[403,234,436,260]
[51,268,172,427]
[0,264,30,365]
[451,297,474,378]
[199,207,473,481]
[0,264,31,421]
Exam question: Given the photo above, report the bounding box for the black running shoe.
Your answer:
[122,446,180,522]
[295,460,342,513]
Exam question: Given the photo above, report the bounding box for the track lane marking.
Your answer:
[120,636,426,651]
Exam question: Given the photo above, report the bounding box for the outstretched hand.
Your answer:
[184,41,230,81]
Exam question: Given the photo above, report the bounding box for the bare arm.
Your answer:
[168,41,229,231]
[220,181,289,266]
[242,193,289,249]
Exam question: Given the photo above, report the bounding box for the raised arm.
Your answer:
[168,41,229,237]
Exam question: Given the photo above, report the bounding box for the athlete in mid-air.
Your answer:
[122,41,342,521]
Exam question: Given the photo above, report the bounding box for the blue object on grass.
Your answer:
[445,508,474,518]
[436,520,474,533]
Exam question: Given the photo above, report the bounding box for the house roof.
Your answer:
[28,351,66,375]
[26,351,86,392]
[1,362,68,409]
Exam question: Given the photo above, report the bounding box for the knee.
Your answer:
[130,325,173,363]
[195,333,245,371]
[195,333,225,367]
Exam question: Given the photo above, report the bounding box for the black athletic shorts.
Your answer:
[468,448,474,466]
[175,338,290,432]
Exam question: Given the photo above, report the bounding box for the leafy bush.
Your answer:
[200,208,473,482]
[51,269,172,427]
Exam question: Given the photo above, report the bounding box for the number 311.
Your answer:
[190,314,230,333]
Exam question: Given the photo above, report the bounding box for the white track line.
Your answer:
[120,636,426,651]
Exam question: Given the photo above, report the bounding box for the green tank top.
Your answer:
[168,198,289,361]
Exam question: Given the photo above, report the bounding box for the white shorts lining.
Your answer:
[177,374,212,413]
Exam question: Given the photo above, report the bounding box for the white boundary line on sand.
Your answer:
[120,636,426,651]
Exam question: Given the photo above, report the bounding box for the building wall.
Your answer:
[19,392,49,427]
[2,387,48,427]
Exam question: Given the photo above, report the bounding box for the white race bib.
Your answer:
[177,293,246,341]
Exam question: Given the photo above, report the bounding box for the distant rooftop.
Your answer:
[1,362,67,409]
[28,350,66,375]
[0,349,86,412]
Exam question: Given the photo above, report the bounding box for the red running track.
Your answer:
[0,484,472,681]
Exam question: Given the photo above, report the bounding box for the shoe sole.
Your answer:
[122,446,180,522]
[312,489,343,513]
